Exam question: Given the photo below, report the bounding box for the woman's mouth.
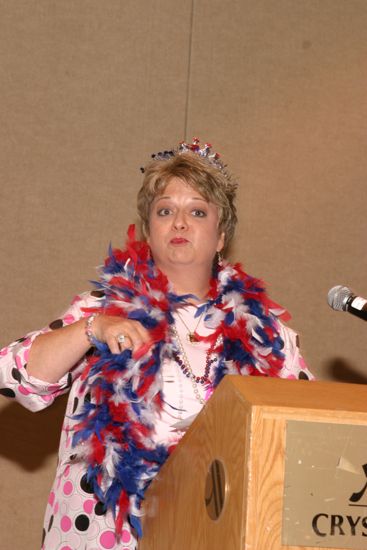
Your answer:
[170,237,189,245]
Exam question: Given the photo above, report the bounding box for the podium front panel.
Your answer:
[140,376,367,550]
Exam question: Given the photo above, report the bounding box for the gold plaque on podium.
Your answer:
[283,421,367,549]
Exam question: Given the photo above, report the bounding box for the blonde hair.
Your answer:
[137,152,237,252]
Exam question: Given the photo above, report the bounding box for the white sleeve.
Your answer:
[0,291,104,412]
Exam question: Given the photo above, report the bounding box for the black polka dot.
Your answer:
[66,373,72,388]
[11,368,22,382]
[16,337,27,343]
[72,397,79,414]
[49,319,63,330]
[75,514,90,531]
[84,392,91,403]
[0,388,15,398]
[48,515,54,531]
[94,501,106,516]
[91,290,105,298]
[69,454,77,461]
[299,371,309,380]
[80,473,94,494]
[86,346,95,357]
[41,528,46,545]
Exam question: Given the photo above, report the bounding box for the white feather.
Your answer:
[204,308,225,329]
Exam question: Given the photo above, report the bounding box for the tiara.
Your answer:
[140,137,237,189]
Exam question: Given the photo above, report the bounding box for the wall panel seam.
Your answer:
[184,0,195,140]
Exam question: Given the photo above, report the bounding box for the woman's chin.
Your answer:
[158,252,198,269]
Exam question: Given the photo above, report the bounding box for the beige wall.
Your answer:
[1,1,367,547]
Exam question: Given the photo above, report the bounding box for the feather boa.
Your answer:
[72,225,288,537]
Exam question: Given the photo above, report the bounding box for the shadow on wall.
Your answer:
[324,358,367,385]
[0,394,67,470]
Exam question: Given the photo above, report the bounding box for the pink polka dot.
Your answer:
[121,529,131,543]
[24,348,30,362]
[83,499,95,514]
[205,386,214,400]
[48,491,55,506]
[53,502,59,514]
[63,480,73,496]
[15,356,23,369]
[60,515,72,532]
[60,547,72,550]
[63,465,71,477]
[99,530,116,549]
[18,385,30,395]
[64,314,76,324]
[41,394,53,402]
[299,357,307,369]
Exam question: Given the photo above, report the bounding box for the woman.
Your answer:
[0,139,313,549]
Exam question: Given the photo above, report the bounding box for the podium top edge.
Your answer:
[220,376,367,413]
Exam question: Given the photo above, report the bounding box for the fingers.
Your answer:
[94,315,151,355]
[105,334,126,355]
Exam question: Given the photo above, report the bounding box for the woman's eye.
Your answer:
[157,208,172,216]
[192,209,207,217]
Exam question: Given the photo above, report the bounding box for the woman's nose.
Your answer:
[172,211,188,230]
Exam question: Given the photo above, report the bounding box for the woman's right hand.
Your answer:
[27,314,151,384]
[91,315,151,355]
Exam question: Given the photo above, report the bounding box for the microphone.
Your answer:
[327,286,367,321]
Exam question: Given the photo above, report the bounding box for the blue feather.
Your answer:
[128,310,158,328]
[225,311,235,325]
[195,302,209,317]
[130,515,143,538]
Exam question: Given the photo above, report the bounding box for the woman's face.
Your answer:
[148,177,225,274]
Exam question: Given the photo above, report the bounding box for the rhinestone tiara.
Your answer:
[140,137,238,189]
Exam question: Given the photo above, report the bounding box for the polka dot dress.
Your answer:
[42,461,136,549]
[0,294,314,549]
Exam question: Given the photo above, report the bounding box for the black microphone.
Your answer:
[327,286,367,321]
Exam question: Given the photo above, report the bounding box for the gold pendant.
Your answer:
[188,333,198,343]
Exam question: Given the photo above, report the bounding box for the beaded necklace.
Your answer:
[170,323,218,404]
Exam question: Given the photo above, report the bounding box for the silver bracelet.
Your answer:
[85,313,99,346]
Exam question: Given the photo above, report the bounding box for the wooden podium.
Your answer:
[139,376,367,550]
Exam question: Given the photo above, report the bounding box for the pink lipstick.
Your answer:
[170,237,189,245]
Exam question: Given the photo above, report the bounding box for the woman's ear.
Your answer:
[217,231,225,252]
